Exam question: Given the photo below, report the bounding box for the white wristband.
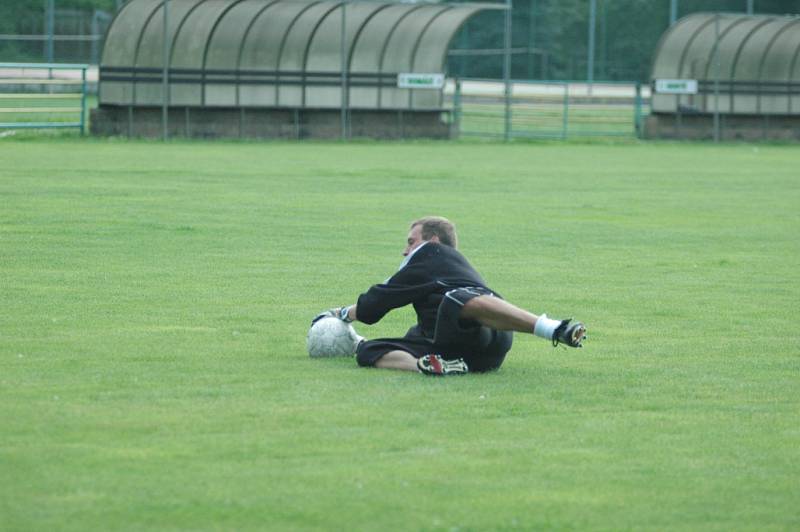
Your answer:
[533,313,560,340]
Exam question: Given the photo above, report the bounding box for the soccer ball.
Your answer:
[307,317,362,358]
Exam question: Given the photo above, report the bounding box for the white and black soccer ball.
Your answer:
[307,317,362,358]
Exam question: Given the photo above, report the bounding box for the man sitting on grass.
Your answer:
[315,216,586,376]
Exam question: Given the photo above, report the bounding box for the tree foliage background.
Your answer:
[451,0,800,81]
[2,0,800,81]
[0,0,121,63]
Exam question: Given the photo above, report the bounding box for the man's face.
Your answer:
[404,225,425,257]
[404,224,438,256]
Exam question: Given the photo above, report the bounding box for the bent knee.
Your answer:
[356,340,382,367]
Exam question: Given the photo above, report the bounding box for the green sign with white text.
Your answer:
[397,73,445,90]
[655,79,698,94]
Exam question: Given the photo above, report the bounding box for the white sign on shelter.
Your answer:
[397,73,445,90]
[655,79,699,94]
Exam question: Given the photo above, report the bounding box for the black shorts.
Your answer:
[356,287,513,373]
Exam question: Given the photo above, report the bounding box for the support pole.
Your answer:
[91,11,99,65]
[454,78,462,138]
[162,0,170,141]
[587,0,596,95]
[81,66,87,135]
[46,0,55,63]
[747,0,754,15]
[634,81,642,138]
[600,0,607,79]
[527,0,535,79]
[341,1,348,139]
[713,13,721,142]
[670,0,678,25]
[503,0,512,141]
[562,83,568,139]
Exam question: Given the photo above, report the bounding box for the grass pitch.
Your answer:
[1,138,798,531]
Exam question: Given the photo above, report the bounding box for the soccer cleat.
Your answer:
[417,354,469,376]
[552,319,587,348]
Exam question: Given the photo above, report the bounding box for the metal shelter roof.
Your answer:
[99,0,489,110]
[651,13,800,114]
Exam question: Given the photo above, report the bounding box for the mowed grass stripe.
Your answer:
[1,139,798,531]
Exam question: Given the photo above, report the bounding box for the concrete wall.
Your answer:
[644,113,800,141]
[90,106,453,139]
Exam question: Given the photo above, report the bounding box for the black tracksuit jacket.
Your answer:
[356,243,494,338]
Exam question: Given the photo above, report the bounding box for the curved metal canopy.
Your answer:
[99,0,485,110]
[651,13,800,114]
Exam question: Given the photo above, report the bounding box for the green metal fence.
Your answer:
[449,78,649,140]
[0,62,89,134]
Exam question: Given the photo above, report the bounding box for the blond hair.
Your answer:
[411,216,458,248]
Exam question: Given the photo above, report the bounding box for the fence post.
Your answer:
[81,66,87,135]
[587,0,596,96]
[91,11,99,65]
[713,13,721,142]
[162,0,170,141]
[634,81,642,138]
[527,0,536,79]
[562,83,569,139]
[453,78,462,139]
[503,0,512,141]
[340,0,348,139]
[46,0,55,63]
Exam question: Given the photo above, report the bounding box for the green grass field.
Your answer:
[1,138,798,531]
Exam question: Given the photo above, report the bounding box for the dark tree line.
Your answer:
[0,0,120,62]
[1,0,118,34]
[449,0,800,82]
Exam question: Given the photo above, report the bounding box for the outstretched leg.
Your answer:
[460,294,586,347]
[460,295,538,332]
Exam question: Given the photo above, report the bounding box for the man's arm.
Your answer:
[323,246,435,326]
